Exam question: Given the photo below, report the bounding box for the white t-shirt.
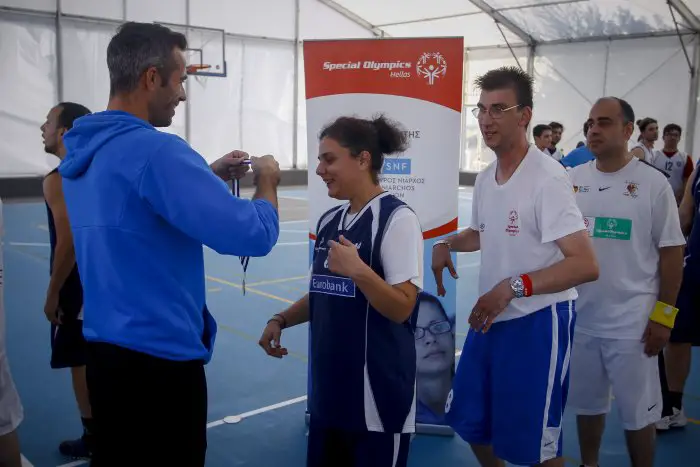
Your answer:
[570,158,686,339]
[471,145,586,322]
[310,197,424,290]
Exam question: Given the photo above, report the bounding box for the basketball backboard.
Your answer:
[158,22,227,77]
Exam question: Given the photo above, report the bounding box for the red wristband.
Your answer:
[520,274,533,297]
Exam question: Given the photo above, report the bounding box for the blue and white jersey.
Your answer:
[684,167,700,275]
[308,192,419,434]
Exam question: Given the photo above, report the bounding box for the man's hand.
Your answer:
[327,235,365,278]
[44,292,62,325]
[211,150,251,182]
[431,243,458,297]
[258,320,288,358]
[468,278,513,333]
[251,154,281,185]
[641,320,671,357]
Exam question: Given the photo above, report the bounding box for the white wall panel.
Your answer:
[533,42,608,155]
[62,0,123,20]
[299,0,373,40]
[127,0,186,26]
[0,0,54,11]
[61,20,116,114]
[190,0,294,39]
[189,37,244,164]
[607,35,695,154]
[240,40,295,168]
[462,48,529,172]
[0,13,58,176]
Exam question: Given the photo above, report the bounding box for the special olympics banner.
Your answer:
[303,37,463,434]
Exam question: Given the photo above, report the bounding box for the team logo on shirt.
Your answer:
[573,185,590,193]
[505,210,520,236]
[310,274,356,298]
[624,181,639,199]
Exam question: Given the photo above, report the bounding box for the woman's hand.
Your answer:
[258,320,288,358]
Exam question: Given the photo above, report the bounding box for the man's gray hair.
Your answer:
[107,22,187,96]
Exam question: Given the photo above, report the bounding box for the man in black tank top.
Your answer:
[41,102,93,459]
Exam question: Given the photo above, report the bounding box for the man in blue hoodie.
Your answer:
[58,22,281,466]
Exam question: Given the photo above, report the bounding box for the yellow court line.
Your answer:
[208,287,222,292]
[217,323,308,363]
[245,275,308,287]
[206,275,295,305]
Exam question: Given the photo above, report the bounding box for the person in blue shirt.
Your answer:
[58,22,281,466]
[560,121,594,169]
[259,115,424,467]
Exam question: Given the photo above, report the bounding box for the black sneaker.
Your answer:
[58,436,92,459]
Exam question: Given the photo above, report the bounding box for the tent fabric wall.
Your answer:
[1,0,699,177]
[0,12,57,176]
[532,35,696,158]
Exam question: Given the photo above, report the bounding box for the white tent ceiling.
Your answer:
[322,0,700,48]
[1,0,700,175]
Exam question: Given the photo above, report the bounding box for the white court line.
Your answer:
[279,195,308,201]
[7,242,49,247]
[207,395,308,429]
[56,461,87,467]
[21,454,34,467]
[280,219,308,225]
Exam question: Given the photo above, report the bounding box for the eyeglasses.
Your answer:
[415,320,452,340]
[471,104,520,119]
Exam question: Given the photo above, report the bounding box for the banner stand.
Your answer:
[303,36,464,437]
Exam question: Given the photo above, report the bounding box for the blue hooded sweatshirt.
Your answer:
[59,110,279,363]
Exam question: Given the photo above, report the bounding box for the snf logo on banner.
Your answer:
[321,52,447,85]
[381,158,412,175]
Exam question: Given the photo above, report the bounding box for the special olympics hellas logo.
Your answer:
[416,52,447,85]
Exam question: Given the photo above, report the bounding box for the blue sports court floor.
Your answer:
[3,186,699,467]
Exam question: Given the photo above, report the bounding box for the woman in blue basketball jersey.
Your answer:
[259,115,424,467]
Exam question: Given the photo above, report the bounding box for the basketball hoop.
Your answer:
[186,64,212,74]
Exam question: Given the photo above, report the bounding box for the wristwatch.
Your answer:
[510,276,525,299]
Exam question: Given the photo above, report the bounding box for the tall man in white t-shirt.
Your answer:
[568,97,685,467]
[433,66,599,467]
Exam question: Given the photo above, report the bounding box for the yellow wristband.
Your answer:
[649,301,679,329]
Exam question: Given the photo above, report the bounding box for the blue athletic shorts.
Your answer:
[445,301,576,466]
[671,268,700,346]
[306,419,411,467]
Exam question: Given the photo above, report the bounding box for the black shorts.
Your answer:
[671,271,700,346]
[307,420,411,467]
[86,342,207,467]
[50,318,88,369]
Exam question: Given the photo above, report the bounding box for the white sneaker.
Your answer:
[655,407,688,430]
